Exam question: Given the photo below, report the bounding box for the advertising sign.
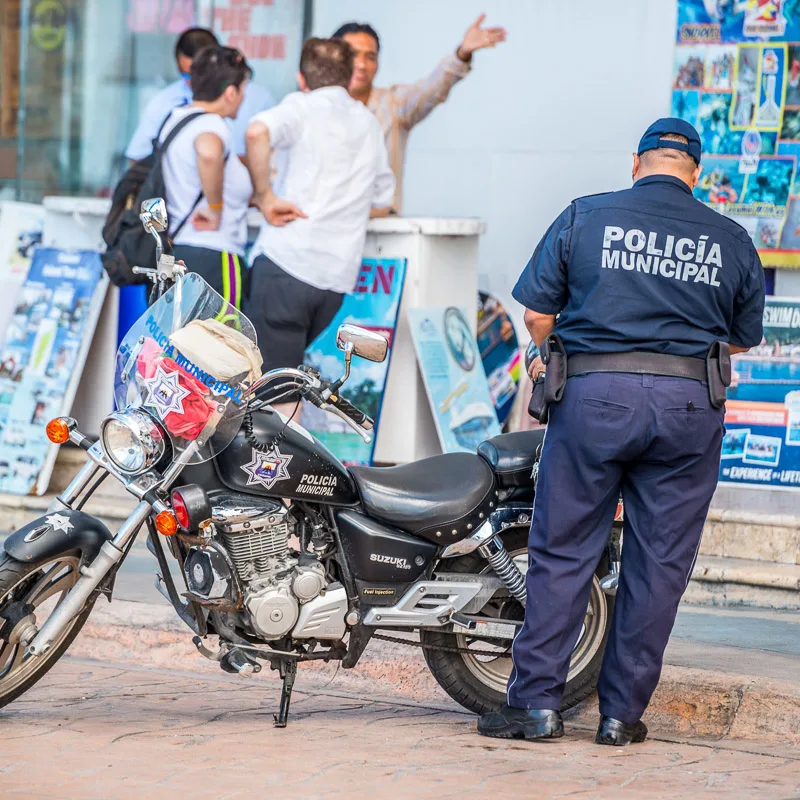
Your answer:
[301,258,407,466]
[409,307,502,453]
[0,202,45,352]
[199,0,305,100]
[0,249,107,495]
[721,295,800,487]
[675,1,800,266]
[477,291,521,426]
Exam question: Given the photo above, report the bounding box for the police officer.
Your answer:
[477,118,765,745]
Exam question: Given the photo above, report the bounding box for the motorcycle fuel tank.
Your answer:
[215,409,359,506]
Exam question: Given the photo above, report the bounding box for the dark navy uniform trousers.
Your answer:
[507,371,724,723]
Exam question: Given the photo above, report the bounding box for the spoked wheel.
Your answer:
[0,553,94,709]
[421,528,614,716]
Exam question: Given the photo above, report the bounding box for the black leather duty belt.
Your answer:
[567,352,708,382]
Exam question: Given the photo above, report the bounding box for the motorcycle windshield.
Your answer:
[113,273,260,464]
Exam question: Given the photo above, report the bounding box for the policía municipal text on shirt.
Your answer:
[601,225,722,287]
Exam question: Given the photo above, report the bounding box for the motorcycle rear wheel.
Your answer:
[0,553,95,709]
[421,527,613,716]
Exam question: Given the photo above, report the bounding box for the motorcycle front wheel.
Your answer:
[421,527,613,716]
[0,553,95,709]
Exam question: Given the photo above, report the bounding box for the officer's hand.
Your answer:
[529,355,546,381]
[261,193,308,227]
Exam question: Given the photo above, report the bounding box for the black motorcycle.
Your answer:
[0,199,619,725]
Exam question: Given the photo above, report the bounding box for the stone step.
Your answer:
[702,507,800,566]
[687,555,800,610]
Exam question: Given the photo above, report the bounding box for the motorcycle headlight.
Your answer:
[100,410,166,474]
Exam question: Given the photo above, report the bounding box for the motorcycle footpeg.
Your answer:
[220,647,261,677]
[599,572,619,596]
[449,612,477,630]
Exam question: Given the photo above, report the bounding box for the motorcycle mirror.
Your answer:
[524,340,540,373]
[140,197,168,233]
[336,324,388,364]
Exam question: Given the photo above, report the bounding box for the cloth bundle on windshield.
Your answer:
[169,318,262,384]
[136,338,216,440]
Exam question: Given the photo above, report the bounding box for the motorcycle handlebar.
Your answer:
[328,393,374,431]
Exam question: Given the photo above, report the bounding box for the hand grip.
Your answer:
[331,394,373,431]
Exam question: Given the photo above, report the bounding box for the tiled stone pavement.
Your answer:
[1,658,799,799]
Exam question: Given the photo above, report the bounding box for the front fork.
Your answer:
[26,435,194,657]
[27,500,153,655]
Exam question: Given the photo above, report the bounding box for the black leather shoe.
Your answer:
[477,705,564,740]
[595,715,648,746]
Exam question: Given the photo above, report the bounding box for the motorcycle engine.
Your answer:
[183,495,327,640]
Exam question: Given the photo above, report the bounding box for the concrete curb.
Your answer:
[67,599,800,746]
[706,507,800,527]
[693,556,800,591]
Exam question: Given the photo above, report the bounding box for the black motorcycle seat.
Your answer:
[350,453,497,544]
[477,429,546,489]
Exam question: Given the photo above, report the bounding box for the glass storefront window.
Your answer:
[0,0,309,202]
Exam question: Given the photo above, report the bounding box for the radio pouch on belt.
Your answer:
[527,334,568,424]
[706,341,731,409]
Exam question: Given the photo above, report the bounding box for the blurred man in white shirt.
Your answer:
[245,37,395,416]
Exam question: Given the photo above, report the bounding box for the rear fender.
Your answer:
[4,509,113,568]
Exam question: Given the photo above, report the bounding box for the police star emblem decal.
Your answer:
[241,448,293,491]
[45,513,73,534]
[143,364,190,419]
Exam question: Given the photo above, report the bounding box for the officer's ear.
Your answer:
[631,153,641,182]
[691,165,703,189]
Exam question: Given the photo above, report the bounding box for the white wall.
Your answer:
[312,0,678,326]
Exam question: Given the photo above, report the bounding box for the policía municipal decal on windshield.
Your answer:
[144,314,243,402]
[143,363,190,418]
[241,448,293,490]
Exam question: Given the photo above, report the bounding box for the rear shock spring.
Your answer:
[478,536,527,605]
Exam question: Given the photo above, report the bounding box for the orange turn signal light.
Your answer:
[46,418,71,445]
[155,510,179,537]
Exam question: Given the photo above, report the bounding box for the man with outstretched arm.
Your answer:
[333,14,506,211]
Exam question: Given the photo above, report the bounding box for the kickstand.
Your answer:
[273,659,298,728]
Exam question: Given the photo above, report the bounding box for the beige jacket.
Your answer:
[367,53,471,212]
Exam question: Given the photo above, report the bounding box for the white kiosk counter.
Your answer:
[41,197,485,464]
[364,217,485,464]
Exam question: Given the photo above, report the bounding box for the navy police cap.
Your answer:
[637,118,702,165]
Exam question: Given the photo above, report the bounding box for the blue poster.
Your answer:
[674,0,800,266]
[720,295,800,487]
[477,291,521,426]
[409,307,502,453]
[301,258,407,466]
[0,249,106,494]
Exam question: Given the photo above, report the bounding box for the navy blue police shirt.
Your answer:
[512,175,766,358]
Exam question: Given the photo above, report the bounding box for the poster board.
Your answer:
[477,291,521,426]
[674,1,800,266]
[0,249,107,495]
[301,258,407,466]
[720,295,800,488]
[0,202,45,352]
[408,306,502,453]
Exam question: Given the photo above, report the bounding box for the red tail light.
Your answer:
[172,491,191,530]
[169,484,211,532]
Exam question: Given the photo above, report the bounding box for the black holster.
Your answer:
[527,334,568,423]
[706,341,732,409]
